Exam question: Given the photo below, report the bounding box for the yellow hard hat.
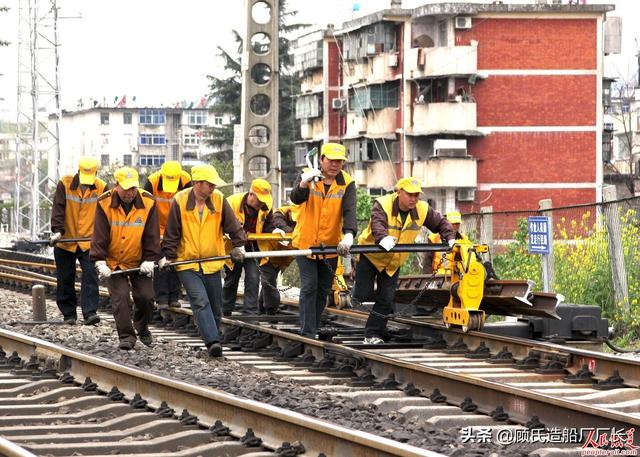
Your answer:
[320,142,347,161]
[191,164,226,186]
[250,178,273,210]
[395,177,423,194]
[160,161,182,193]
[78,156,98,185]
[114,167,139,190]
[446,211,462,224]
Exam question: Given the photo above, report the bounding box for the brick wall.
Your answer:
[456,18,596,70]
[468,132,596,183]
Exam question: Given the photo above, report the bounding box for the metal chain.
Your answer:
[251,257,293,294]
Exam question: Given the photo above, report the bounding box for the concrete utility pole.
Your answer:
[239,0,281,206]
[14,0,61,237]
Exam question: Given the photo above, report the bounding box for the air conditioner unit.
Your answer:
[455,16,472,30]
[457,189,476,202]
[332,98,346,110]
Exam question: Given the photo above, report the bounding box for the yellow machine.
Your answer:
[442,239,489,332]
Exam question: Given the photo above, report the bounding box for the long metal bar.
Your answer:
[25,237,92,245]
[110,244,451,276]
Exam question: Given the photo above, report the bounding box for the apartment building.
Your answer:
[51,107,231,178]
[292,2,615,213]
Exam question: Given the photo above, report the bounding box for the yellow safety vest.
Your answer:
[58,175,107,253]
[292,170,353,258]
[147,170,191,236]
[358,193,428,276]
[173,188,227,274]
[97,189,154,271]
[224,192,271,267]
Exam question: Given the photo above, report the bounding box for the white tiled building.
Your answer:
[51,107,232,178]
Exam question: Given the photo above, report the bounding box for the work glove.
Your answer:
[448,239,456,248]
[272,227,290,246]
[139,260,155,277]
[158,257,171,271]
[230,246,246,263]
[95,260,111,280]
[49,232,62,246]
[300,169,322,187]
[337,232,354,256]
[379,235,397,252]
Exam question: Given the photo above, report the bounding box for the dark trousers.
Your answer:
[54,246,99,320]
[222,259,260,314]
[178,269,222,345]
[296,256,337,337]
[107,273,154,344]
[153,267,181,305]
[352,255,399,338]
[259,261,280,312]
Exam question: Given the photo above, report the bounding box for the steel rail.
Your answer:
[0,328,443,457]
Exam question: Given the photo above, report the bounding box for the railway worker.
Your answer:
[423,211,467,274]
[50,156,107,326]
[90,167,161,350]
[291,142,357,338]
[353,177,456,345]
[160,164,246,357]
[143,161,192,309]
[258,203,299,314]
[222,178,275,316]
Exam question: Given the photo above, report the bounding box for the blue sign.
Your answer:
[528,216,551,254]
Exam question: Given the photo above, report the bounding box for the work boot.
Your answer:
[169,300,181,308]
[206,342,223,358]
[119,340,134,350]
[84,313,100,326]
[138,327,152,346]
[63,317,77,325]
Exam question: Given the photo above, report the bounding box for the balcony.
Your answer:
[345,112,367,138]
[413,156,477,189]
[344,108,398,139]
[343,52,400,87]
[410,102,477,135]
[407,44,478,79]
[300,118,324,141]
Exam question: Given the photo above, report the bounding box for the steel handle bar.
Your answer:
[109,243,450,277]
[26,237,92,245]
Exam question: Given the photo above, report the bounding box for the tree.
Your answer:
[0,6,9,47]
[604,80,639,197]
[204,1,308,184]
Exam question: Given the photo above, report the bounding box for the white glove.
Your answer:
[158,257,171,271]
[272,228,290,246]
[139,260,155,277]
[230,246,246,262]
[50,232,62,246]
[379,235,397,252]
[300,169,322,186]
[448,239,456,248]
[337,232,354,256]
[95,260,111,280]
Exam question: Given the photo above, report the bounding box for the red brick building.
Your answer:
[292,2,614,213]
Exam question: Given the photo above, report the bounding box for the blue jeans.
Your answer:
[222,258,260,314]
[54,246,99,319]
[177,269,223,345]
[296,256,337,337]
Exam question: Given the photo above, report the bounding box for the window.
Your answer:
[214,116,223,125]
[186,110,207,125]
[139,134,166,145]
[350,82,399,111]
[100,112,109,125]
[295,95,321,119]
[101,134,109,145]
[139,155,166,166]
[183,133,201,145]
[100,154,109,166]
[123,154,132,166]
[139,109,166,125]
[123,112,132,124]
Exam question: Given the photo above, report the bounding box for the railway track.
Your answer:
[1,248,638,453]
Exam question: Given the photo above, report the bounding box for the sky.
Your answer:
[0,0,638,120]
